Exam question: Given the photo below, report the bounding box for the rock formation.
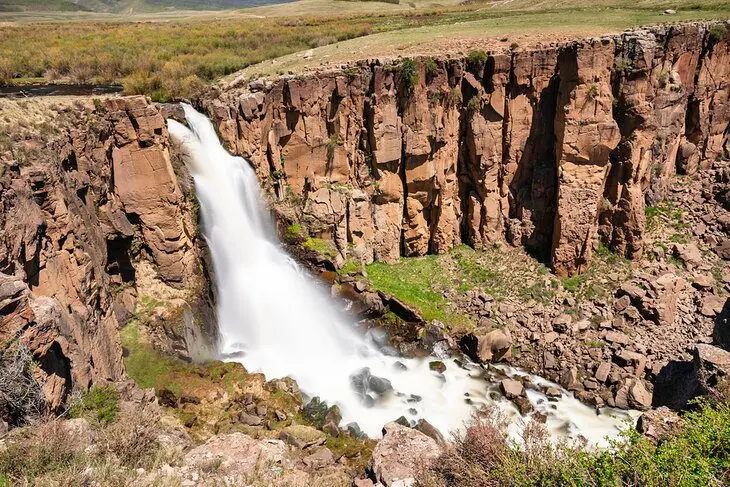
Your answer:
[207,21,729,276]
[0,96,213,414]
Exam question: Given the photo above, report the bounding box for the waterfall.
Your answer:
[167,104,636,444]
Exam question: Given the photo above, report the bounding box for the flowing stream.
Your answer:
[167,104,636,445]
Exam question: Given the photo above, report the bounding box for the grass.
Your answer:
[366,255,468,326]
[1,1,728,97]
[302,236,337,257]
[69,386,120,426]
[362,244,564,332]
[645,200,686,233]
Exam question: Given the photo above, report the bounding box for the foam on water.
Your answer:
[167,104,637,444]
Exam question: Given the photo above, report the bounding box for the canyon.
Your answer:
[0,18,729,487]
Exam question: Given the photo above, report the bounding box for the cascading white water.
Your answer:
[168,104,637,445]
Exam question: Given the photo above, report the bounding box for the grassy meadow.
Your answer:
[0,0,728,100]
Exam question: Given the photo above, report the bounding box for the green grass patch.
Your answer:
[645,200,686,233]
[338,259,361,275]
[561,273,588,293]
[302,236,336,257]
[365,255,472,329]
[69,386,119,426]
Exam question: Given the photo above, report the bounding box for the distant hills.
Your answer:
[0,0,291,13]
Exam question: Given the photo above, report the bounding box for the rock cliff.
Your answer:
[0,96,214,415]
[206,21,729,275]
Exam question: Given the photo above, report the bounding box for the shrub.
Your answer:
[424,397,730,487]
[708,24,727,43]
[96,407,169,470]
[69,385,119,426]
[616,56,631,70]
[0,421,80,483]
[466,49,488,70]
[0,58,13,85]
[0,343,45,427]
[467,95,481,111]
[400,57,419,92]
[587,82,599,99]
[448,86,463,106]
[424,57,438,78]
[325,136,342,162]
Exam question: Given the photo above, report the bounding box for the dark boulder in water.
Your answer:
[350,367,394,405]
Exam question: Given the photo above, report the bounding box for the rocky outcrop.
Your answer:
[370,421,442,487]
[0,96,212,416]
[207,21,729,276]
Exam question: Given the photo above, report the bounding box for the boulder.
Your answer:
[279,425,326,449]
[302,447,334,470]
[414,419,446,446]
[499,379,524,399]
[637,274,685,326]
[636,407,681,442]
[350,368,394,407]
[713,298,730,350]
[672,243,703,268]
[694,344,730,397]
[614,379,652,410]
[371,422,442,487]
[700,295,725,318]
[595,361,612,383]
[181,432,308,484]
[461,328,512,363]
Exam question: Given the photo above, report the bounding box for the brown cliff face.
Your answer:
[206,21,729,275]
[0,96,212,415]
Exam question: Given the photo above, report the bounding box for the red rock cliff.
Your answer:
[0,96,210,413]
[206,21,729,275]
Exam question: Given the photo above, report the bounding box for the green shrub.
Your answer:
[466,49,488,70]
[708,24,727,43]
[69,385,120,426]
[400,57,418,92]
[616,56,631,70]
[448,86,463,106]
[325,136,341,162]
[587,82,599,99]
[424,57,438,78]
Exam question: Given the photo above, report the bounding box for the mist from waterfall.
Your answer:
[167,104,636,444]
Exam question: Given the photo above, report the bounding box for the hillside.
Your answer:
[0,0,292,13]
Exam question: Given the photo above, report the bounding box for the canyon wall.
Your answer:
[0,96,214,415]
[206,21,729,275]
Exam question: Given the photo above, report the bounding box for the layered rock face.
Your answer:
[0,96,209,414]
[207,22,729,275]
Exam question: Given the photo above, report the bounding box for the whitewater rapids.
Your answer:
[167,104,636,445]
